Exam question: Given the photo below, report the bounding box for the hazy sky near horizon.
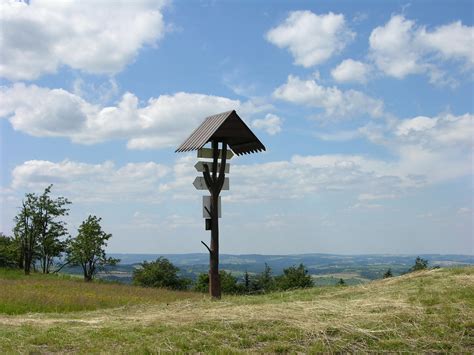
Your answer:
[0,0,472,255]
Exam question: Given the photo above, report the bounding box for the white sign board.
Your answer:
[194,162,230,173]
[193,177,229,190]
[197,148,234,160]
[203,196,221,218]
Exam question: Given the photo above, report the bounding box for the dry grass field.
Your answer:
[0,267,472,353]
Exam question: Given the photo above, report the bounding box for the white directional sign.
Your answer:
[193,177,229,190]
[203,196,221,218]
[194,162,230,173]
[197,148,234,160]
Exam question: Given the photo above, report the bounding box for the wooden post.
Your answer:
[202,139,227,299]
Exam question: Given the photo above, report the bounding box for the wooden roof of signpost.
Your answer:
[175,110,266,155]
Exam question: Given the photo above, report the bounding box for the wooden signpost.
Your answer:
[176,110,265,299]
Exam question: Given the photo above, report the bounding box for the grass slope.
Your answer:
[0,267,473,353]
[0,269,203,314]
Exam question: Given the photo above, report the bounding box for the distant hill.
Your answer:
[94,253,474,285]
[1,267,472,352]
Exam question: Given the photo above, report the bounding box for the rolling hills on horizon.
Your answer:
[91,253,474,285]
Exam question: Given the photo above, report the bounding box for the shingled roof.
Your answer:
[175,110,266,156]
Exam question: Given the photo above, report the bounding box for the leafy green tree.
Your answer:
[410,256,429,272]
[338,278,346,286]
[66,215,119,281]
[275,263,313,290]
[13,192,39,274]
[383,268,393,278]
[195,270,244,294]
[35,185,70,273]
[13,185,70,274]
[0,233,18,267]
[133,257,190,290]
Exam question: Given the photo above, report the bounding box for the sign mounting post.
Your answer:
[175,110,266,299]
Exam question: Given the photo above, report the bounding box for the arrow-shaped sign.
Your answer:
[197,148,234,160]
[193,177,229,190]
[194,162,230,173]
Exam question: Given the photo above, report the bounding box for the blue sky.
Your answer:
[0,0,472,254]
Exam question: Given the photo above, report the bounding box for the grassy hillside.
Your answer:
[0,269,203,314]
[0,267,472,352]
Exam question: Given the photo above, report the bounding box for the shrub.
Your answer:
[194,270,244,294]
[383,268,393,278]
[410,257,429,272]
[275,263,313,290]
[0,234,18,268]
[133,257,190,290]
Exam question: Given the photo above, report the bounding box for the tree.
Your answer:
[195,270,244,294]
[243,270,250,292]
[35,185,70,273]
[133,257,190,290]
[66,215,119,281]
[275,263,314,290]
[383,268,393,278]
[338,278,346,286]
[13,185,70,274]
[0,233,17,268]
[13,192,39,274]
[410,256,429,272]
[251,263,275,293]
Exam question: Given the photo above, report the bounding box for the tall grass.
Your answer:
[0,269,203,314]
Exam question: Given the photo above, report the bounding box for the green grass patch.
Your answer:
[0,268,203,314]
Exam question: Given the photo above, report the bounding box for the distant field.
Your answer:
[0,269,203,315]
[0,266,473,352]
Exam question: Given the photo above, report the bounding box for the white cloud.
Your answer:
[0,84,90,137]
[395,116,437,136]
[369,15,473,82]
[251,113,282,135]
[0,83,270,149]
[0,0,167,80]
[266,11,355,67]
[11,160,170,203]
[419,21,474,66]
[394,113,473,148]
[373,113,473,184]
[331,59,370,83]
[8,111,472,207]
[369,15,423,78]
[273,75,385,119]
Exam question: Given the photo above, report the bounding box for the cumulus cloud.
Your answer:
[358,113,473,184]
[331,59,370,83]
[394,113,473,148]
[11,160,170,202]
[230,112,472,201]
[0,0,167,80]
[369,15,473,82]
[266,11,355,67]
[251,113,282,135]
[0,83,270,149]
[273,75,385,119]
